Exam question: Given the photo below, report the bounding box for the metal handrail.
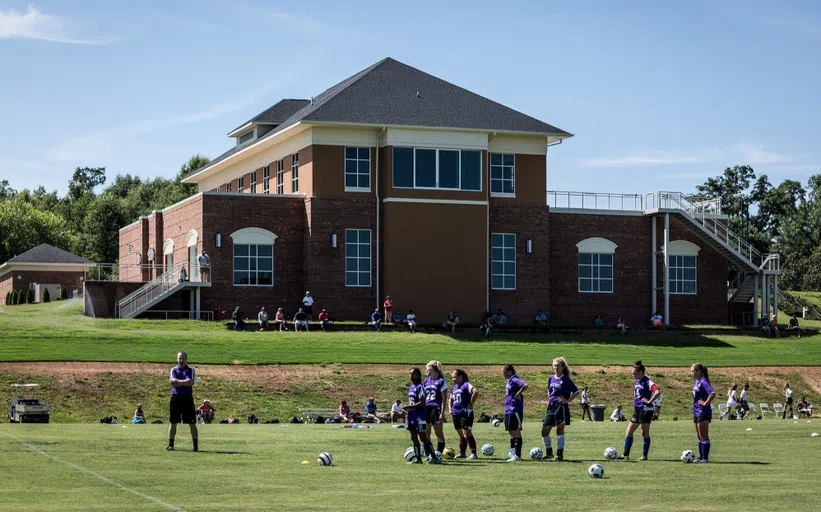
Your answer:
[85,263,157,282]
[547,191,645,211]
[116,262,205,319]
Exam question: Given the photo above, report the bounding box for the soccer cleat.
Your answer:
[407,457,424,464]
[427,456,441,464]
[467,454,477,460]
[453,454,466,459]
[506,455,522,462]
[693,459,709,464]
[165,445,175,451]
[620,455,629,460]
[193,447,199,452]
[639,456,648,461]
[553,455,564,461]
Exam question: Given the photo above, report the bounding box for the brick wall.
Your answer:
[83,281,143,317]
[0,270,85,304]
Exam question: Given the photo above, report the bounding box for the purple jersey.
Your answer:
[547,374,578,404]
[170,365,194,395]
[423,376,448,408]
[450,381,475,415]
[634,376,659,410]
[692,377,714,416]
[505,375,527,414]
[407,383,425,423]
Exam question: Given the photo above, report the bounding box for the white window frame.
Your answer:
[230,228,277,288]
[238,176,244,194]
[263,166,270,194]
[226,182,232,193]
[491,233,516,290]
[490,153,515,197]
[344,147,371,192]
[250,171,256,194]
[577,237,617,294]
[291,153,299,194]
[670,255,697,295]
[276,160,284,194]
[345,229,372,288]
[391,147,482,192]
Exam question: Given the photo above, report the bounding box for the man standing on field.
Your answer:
[167,351,198,452]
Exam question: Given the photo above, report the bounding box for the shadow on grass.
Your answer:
[450,333,736,348]
[187,450,256,455]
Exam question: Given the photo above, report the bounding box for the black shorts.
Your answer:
[543,402,570,427]
[303,305,313,315]
[452,411,474,430]
[630,407,654,424]
[169,394,196,424]
[787,397,793,405]
[407,420,427,434]
[504,412,523,431]
[693,413,712,424]
[426,406,443,425]
[581,402,590,410]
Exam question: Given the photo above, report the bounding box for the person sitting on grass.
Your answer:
[318,309,331,332]
[274,308,287,331]
[616,314,628,335]
[593,314,605,327]
[479,316,493,337]
[610,404,625,422]
[257,307,268,331]
[232,306,245,331]
[198,399,214,424]
[132,403,146,424]
[392,309,406,325]
[365,397,382,423]
[492,308,508,325]
[339,400,353,423]
[443,310,460,333]
[535,310,548,326]
[651,312,663,327]
[371,309,383,331]
[390,400,407,423]
[798,397,813,418]
[293,308,309,331]
[406,309,418,333]
[786,315,802,337]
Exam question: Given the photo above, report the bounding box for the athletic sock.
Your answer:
[698,440,704,460]
[437,440,446,453]
[424,443,434,457]
[543,435,552,451]
[414,444,421,459]
[703,440,710,460]
[466,435,477,454]
[458,437,467,457]
[168,439,174,448]
[193,438,198,451]
[557,434,565,450]
[514,437,522,457]
[642,437,650,457]
[510,438,516,450]
[623,436,634,456]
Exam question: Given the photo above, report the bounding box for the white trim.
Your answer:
[667,240,701,256]
[488,134,548,155]
[669,253,698,295]
[382,198,488,206]
[344,146,372,193]
[490,153,515,195]
[230,227,278,245]
[491,232,516,291]
[0,262,89,275]
[308,121,572,143]
[345,228,372,288]
[118,216,148,233]
[227,121,253,137]
[549,208,644,217]
[576,237,618,254]
[163,239,175,255]
[202,191,300,199]
[162,192,203,214]
[186,230,199,247]
[491,193,516,199]
[385,127,488,151]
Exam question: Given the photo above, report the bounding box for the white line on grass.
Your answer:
[2,432,185,511]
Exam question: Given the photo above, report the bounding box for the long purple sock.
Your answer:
[623,436,634,456]
[703,440,710,460]
[698,440,704,460]
[642,437,651,457]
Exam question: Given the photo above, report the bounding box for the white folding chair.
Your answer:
[773,403,784,417]
[718,403,728,417]
[759,403,771,417]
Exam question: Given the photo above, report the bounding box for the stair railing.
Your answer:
[116,262,189,319]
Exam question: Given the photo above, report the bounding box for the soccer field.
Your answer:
[2,421,820,511]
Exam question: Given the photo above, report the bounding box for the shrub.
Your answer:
[43,288,51,303]
[4,291,9,305]
[60,286,68,300]
[25,288,34,304]
[14,290,22,305]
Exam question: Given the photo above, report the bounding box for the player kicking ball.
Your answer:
[167,351,199,452]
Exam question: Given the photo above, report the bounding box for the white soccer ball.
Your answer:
[588,463,604,478]
[404,447,416,462]
[433,450,443,461]
[318,452,333,466]
[481,443,495,456]
[492,418,501,427]
[529,447,543,459]
[604,447,618,460]
[681,450,695,463]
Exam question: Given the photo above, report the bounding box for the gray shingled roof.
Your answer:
[229,99,311,134]
[6,244,93,264]
[192,57,572,178]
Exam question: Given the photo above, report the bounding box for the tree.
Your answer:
[178,154,209,180]
[68,167,106,201]
[0,199,76,264]
[60,286,68,300]
[25,288,34,304]
[43,288,51,303]
[14,290,22,305]
[0,179,16,200]
[80,195,125,263]
[4,291,10,305]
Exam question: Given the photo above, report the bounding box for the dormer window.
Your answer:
[238,130,255,145]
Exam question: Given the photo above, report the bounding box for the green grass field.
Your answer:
[2,421,820,511]
[1,301,821,366]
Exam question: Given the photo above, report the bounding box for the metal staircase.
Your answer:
[115,262,207,319]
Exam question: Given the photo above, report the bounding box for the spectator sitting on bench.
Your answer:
[257,307,268,331]
[339,400,354,423]
[370,309,383,331]
[274,308,287,331]
[293,308,309,331]
[650,312,663,327]
[492,308,508,325]
[610,403,625,422]
[232,307,245,331]
[535,310,548,326]
[798,397,813,417]
[365,397,382,423]
[390,400,406,423]
[769,313,781,338]
[480,316,493,337]
[318,309,331,331]
[406,309,418,333]
[786,315,802,337]
[198,399,214,424]
[616,314,628,335]
[443,310,460,333]
[392,309,406,325]
[593,314,605,327]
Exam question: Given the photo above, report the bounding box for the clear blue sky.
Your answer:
[1,0,819,196]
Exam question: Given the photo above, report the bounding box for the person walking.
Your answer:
[167,351,198,452]
[783,382,794,419]
[720,384,740,420]
[739,382,751,419]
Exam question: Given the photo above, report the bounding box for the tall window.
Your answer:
[578,254,613,293]
[392,147,481,191]
[670,255,696,294]
[238,176,244,194]
[345,147,371,191]
[226,182,232,193]
[490,153,515,195]
[276,160,284,194]
[345,229,371,287]
[263,166,270,194]
[250,171,256,194]
[491,233,516,290]
[291,154,299,193]
[233,244,273,286]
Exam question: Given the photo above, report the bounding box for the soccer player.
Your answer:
[720,384,739,420]
[622,360,660,460]
[405,368,435,463]
[503,364,528,462]
[424,360,448,455]
[449,369,479,459]
[167,351,198,452]
[783,382,794,419]
[540,357,578,461]
[691,362,716,463]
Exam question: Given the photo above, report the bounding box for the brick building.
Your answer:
[115,58,779,325]
[0,244,91,304]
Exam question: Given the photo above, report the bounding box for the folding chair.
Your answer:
[773,403,784,418]
[759,403,771,417]
[718,403,728,417]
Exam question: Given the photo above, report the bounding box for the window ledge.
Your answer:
[233,285,275,288]
[578,290,614,294]
[345,188,372,193]
[491,193,516,198]
[491,288,517,291]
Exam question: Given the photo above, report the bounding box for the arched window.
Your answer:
[576,237,617,293]
[230,228,277,286]
[668,241,699,295]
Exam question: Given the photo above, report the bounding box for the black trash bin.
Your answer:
[591,404,606,422]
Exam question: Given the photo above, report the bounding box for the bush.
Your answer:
[60,286,67,300]
[25,288,34,304]
[43,288,51,303]
[4,291,9,305]
[14,290,22,305]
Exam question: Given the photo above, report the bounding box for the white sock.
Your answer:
[543,436,552,450]
[557,434,565,450]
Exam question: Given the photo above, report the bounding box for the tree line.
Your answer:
[0,161,818,290]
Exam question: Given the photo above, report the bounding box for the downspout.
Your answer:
[376,126,386,310]
[487,132,497,312]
